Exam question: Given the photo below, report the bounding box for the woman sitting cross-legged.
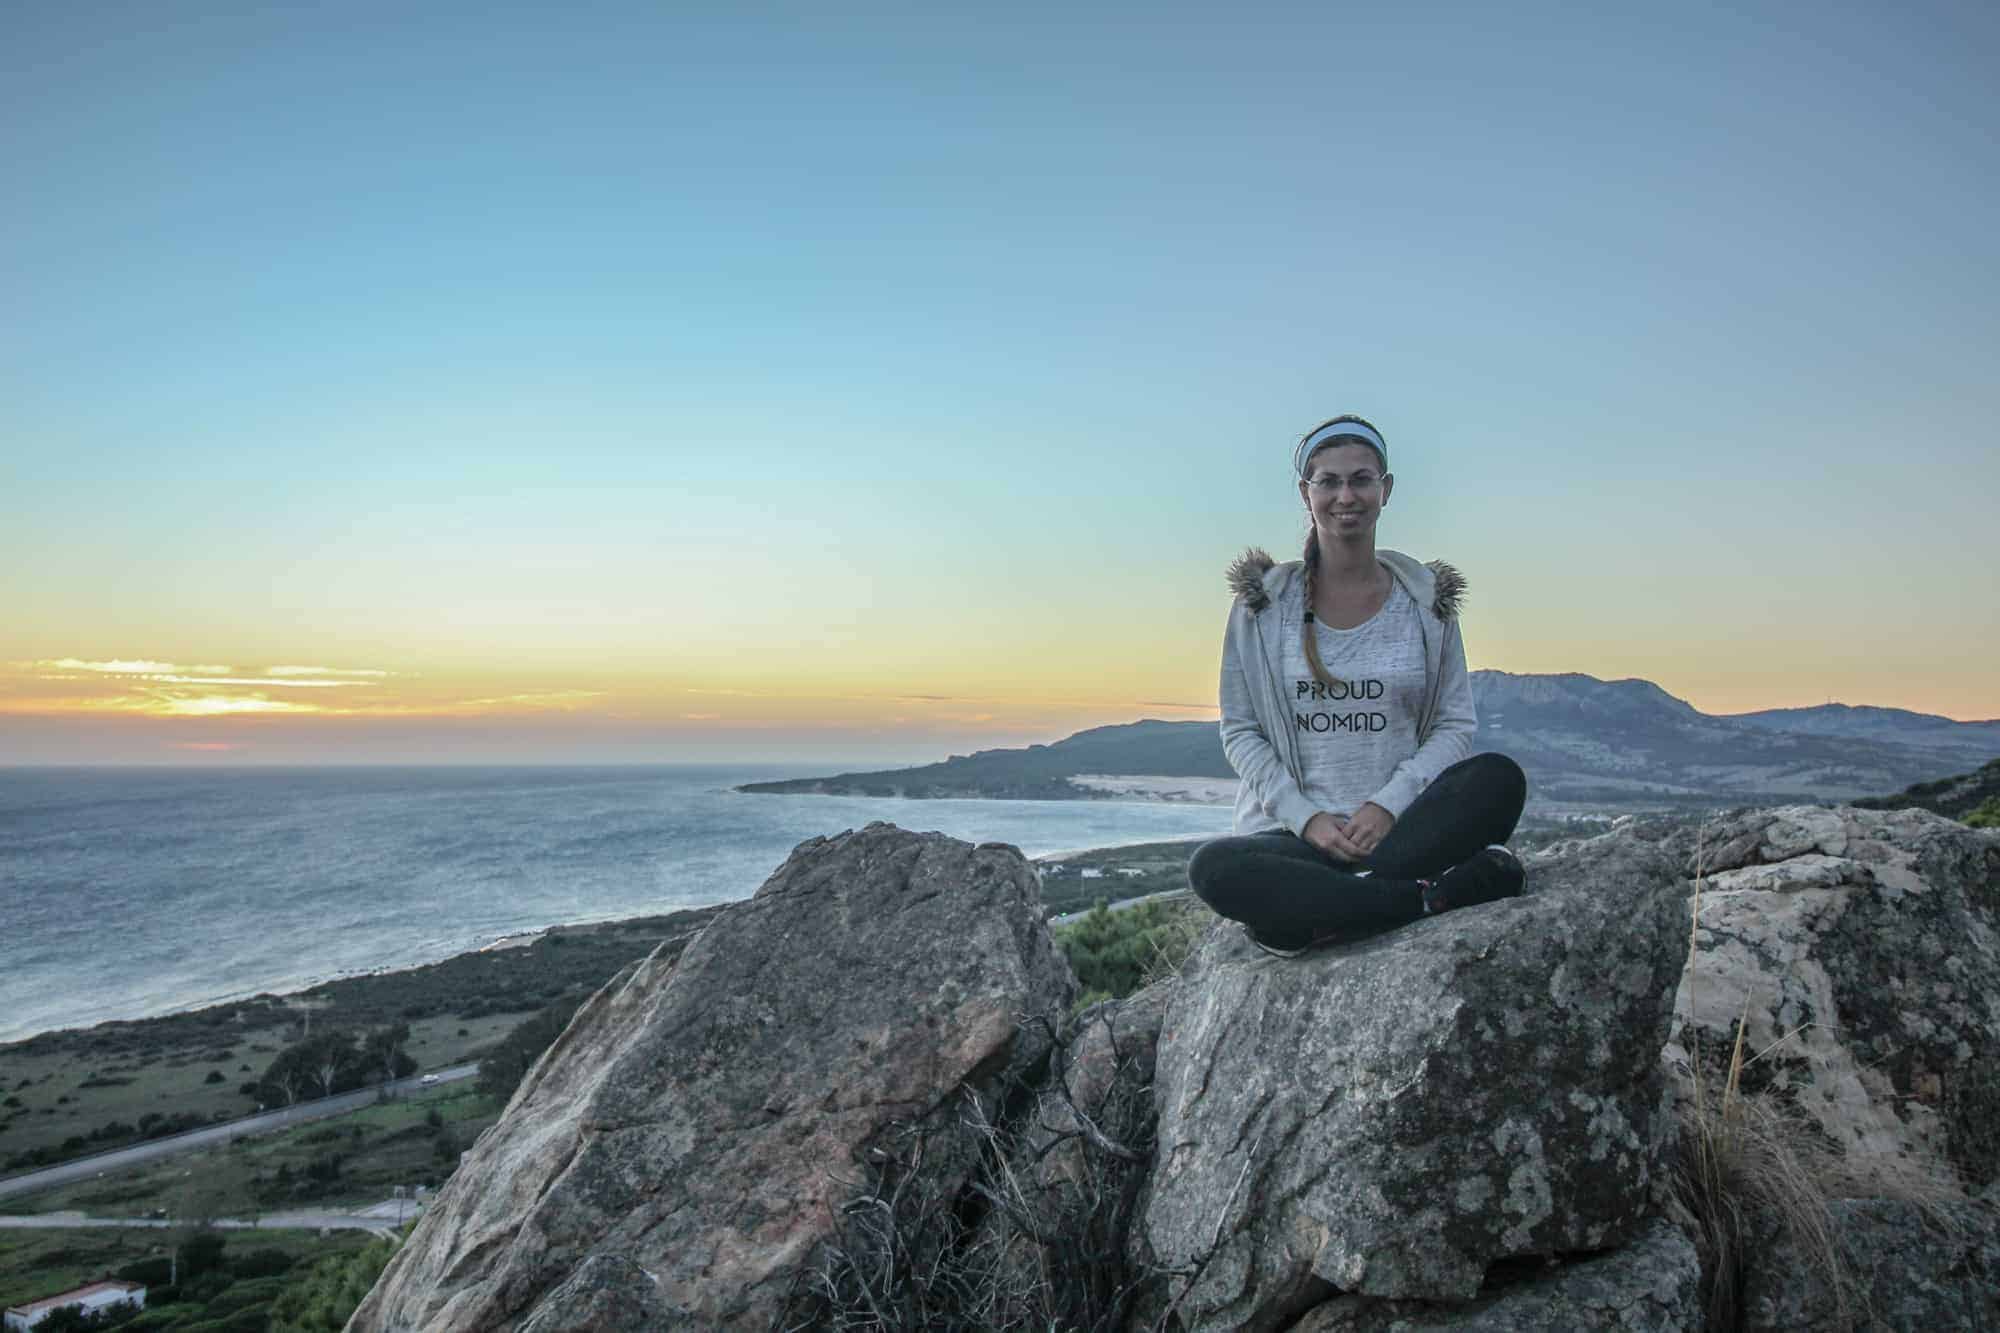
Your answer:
[1190,414,1528,956]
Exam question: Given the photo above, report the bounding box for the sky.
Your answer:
[4,0,1997,765]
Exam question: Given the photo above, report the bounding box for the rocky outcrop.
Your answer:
[1293,1220,1702,1331]
[1025,981,1172,1194]
[1739,1198,2000,1330]
[975,982,1175,1330]
[352,808,2000,1332]
[1656,805,2000,1189]
[1142,835,1688,1330]
[348,822,1072,1332]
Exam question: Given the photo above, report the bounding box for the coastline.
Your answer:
[0,831,1192,1175]
[0,907,724,1173]
[2,829,1197,1052]
[736,775,1238,804]
[0,908,721,1057]
[1030,831,1213,864]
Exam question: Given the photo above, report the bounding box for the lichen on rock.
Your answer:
[1142,835,1687,1330]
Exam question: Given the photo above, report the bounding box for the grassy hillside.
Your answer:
[1850,757,2000,819]
[1,909,718,1173]
[738,719,1231,799]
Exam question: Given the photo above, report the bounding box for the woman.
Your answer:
[1189,414,1527,956]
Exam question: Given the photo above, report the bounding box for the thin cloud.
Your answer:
[36,658,234,675]
[156,695,319,716]
[681,712,723,721]
[251,690,608,719]
[168,741,242,752]
[0,694,156,715]
[266,665,393,678]
[22,660,393,685]
[1137,700,1220,710]
[448,690,604,711]
[148,675,365,688]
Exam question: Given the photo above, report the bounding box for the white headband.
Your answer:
[1293,418,1388,476]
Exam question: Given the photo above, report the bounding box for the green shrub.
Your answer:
[1054,898,1204,1005]
[201,1272,294,1313]
[113,1256,175,1286]
[1962,796,2000,830]
[475,998,584,1104]
[183,1229,228,1278]
[229,1247,296,1279]
[170,1308,271,1333]
[267,1237,397,1333]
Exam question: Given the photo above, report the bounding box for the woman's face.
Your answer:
[1298,441,1392,539]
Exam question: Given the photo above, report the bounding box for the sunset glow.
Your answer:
[4,3,1996,764]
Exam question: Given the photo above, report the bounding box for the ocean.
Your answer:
[0,765,1233,1045]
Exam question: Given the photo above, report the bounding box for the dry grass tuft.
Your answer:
[1671,820,1967,1331]
[777,1012,1163,1332]
[1673,823,1854,1329]
[1137,894,1208,991]
[1675,1054,1855,1330]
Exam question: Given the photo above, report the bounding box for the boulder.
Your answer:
[1739,1197,2000,1331]
[1660,806,2000,1189]
[348,822,1073,1332]
[1028,979,1172,1192]
[1291,1219,1701,1331]
[1143,834,1688,1330]
[974,980,1176,1331]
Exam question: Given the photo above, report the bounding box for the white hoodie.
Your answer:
[1219,548,1477,837]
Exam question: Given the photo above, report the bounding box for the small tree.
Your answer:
[310,1040,347,1099]
[255,1029,367,1106]
[268,1235,398,1333]
[180,1226,228,1279]
[365,1022,416,1087]
[475,997,583,1104]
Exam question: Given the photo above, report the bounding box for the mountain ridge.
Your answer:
[739,671,1999,811]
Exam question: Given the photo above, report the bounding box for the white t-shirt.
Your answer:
[1281,581,1426,820]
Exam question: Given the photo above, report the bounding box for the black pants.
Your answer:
[1189,753,1526,947]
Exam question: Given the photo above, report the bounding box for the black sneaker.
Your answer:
[1421,845,1525,915]
[1239,924,1309,958]
[1239,922,1367,958]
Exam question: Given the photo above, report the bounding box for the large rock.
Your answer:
[975,980,1176,1331]
[1143,835,1688,1330]
[349,822,1073,1332]
[1659,806,2000,1189]
[1292,1219,1701,1331]
[1739,1197,2000,1330]
[1027,979,1172,1193]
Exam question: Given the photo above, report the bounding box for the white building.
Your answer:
[5,1280,146,1330]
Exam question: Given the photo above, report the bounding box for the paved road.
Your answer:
[1048,887,1192,927]
[0,1065,478,1203]
[0,1205,413,1239]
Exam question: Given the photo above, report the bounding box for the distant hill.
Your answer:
[1850,757,2000,819]
[1719,703,2000,763]
[739,672,2000,811]
[738,720,1232,801]
[1466,671,1992,804]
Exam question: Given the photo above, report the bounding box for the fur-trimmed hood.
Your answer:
[1226,547,1465,621]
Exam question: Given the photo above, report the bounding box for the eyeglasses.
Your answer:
[1306,471,1384,494]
